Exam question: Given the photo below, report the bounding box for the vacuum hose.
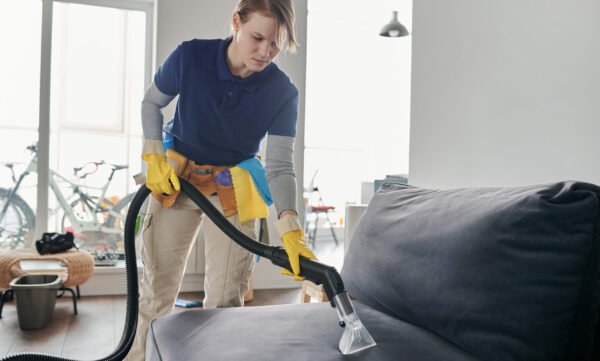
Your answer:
[1,177,358,360]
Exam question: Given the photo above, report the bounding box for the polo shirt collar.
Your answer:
[217,37,273,92]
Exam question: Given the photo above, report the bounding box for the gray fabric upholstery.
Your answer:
[146,302,479,361]
[341,181,600,361]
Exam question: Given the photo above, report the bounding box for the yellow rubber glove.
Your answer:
[143,153,180,194]
[274,214,317,281]
[142,140,180,195]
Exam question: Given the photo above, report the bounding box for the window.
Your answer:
[0,0,152,252]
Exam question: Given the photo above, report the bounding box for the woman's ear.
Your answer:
[232,12,240,32]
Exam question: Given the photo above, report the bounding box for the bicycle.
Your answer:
[0,143,136,251]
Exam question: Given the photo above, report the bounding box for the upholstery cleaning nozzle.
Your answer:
[333,292,377,354]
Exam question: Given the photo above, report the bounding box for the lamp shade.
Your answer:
[379,11,409,37]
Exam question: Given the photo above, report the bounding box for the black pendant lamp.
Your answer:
[379,11,409,38]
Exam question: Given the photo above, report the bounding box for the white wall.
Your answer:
[155,0,308,289]
[409,0,600,189]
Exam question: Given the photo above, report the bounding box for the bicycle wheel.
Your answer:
[0,187,36,250]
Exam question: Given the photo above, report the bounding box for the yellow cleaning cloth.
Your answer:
[230,166,269,222]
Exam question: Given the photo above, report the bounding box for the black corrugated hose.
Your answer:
[1,178,346,360]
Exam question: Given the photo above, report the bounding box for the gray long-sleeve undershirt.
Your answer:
[141,83,297,215]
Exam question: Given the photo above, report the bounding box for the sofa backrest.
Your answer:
[341,181,600,361]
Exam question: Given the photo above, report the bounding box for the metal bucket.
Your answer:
[10,274,62,330]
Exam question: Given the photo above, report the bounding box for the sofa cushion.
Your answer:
[146,302,480,361]
[341,181,600,361]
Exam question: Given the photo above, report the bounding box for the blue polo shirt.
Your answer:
[154,38,299,166]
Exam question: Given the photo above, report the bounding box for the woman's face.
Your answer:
[232,12,282,75]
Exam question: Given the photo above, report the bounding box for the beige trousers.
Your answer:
[125,193,257,361]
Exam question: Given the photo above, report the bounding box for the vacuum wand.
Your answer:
[178,179,376,355]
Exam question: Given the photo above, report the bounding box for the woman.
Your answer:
[126,1,316,360]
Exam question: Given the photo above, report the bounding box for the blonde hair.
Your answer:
[233,0,297,53]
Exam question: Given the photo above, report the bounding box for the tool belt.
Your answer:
[152,149,237,216]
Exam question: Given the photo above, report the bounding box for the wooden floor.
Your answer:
[0,288,302,359]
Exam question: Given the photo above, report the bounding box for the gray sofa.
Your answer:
[146,181,600,361]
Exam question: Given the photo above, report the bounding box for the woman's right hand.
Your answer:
[142,153,180,195]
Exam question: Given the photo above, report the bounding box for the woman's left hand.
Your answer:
[274,214,317,280]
